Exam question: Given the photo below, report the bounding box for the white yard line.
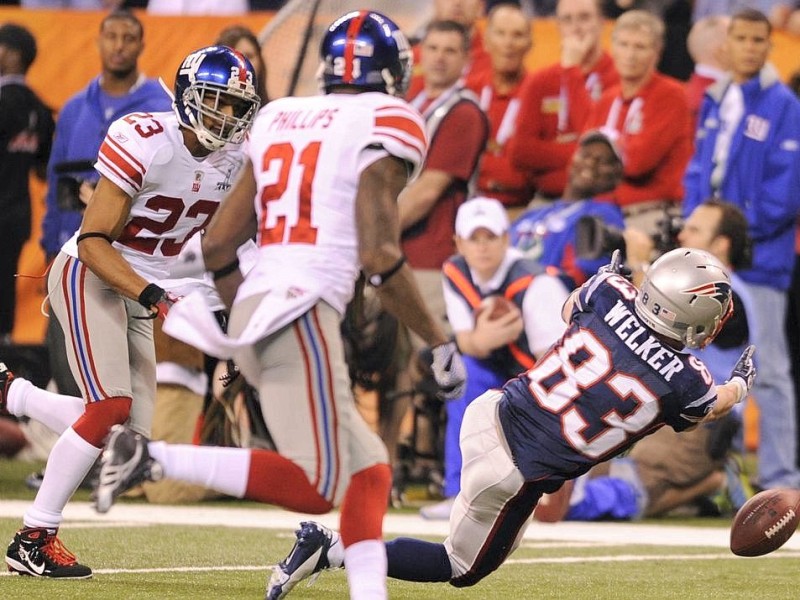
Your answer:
[1,551,796,578]
[1,500,799,552]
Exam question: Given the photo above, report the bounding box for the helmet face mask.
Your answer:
[174,46,261,151]
[633,248,733,349]
[319,10,412,97]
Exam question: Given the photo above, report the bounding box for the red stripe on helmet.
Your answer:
[343,10,369,83]
[229,48,249,83]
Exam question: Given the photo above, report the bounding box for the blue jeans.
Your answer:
[745,282,800,488]
[443,356,508,498]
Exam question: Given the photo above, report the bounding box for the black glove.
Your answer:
[430,341,467,400]
[728,344,756,403]
[598,249,633,282]
[137,283,179,320]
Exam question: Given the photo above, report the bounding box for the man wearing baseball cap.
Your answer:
[510,129,627,287]
[421,196,571,519]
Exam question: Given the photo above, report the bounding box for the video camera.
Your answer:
[53,160,96,211]
[575,212,685,261]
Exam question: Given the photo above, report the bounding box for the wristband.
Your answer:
[211,258,240,281]
[729,376,748,404]
[76,232,113,244]
[138,283,165,309]
[367,256,406,287]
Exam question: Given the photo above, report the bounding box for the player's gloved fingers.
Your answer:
[430,341,467,400]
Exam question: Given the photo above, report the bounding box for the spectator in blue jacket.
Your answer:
[510,129,627,287]
[683,8,800,490]
[40,9,170,395]
[41,9,170,261]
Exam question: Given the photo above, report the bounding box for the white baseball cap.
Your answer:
[455,197,509,238]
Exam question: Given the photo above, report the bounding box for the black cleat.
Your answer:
[6,527,92,578]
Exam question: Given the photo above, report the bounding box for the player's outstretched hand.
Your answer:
[729,344,756,403]
[431,341,467,400]
[598,249,633,282]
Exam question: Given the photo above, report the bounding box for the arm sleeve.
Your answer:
[95,117,149,197]
[361,100,428,179]
[747,99,800,241]
[522,275,570,356]
[443,277,475,333]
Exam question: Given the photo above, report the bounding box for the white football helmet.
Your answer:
[634,248,733,349]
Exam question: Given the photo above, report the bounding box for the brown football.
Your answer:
[730,488,800,556]
[0,417,28,458]
[474,296,516,320]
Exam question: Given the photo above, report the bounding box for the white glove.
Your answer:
[728,345,756,404]
[431,341,467,400]
[597,249,632,282]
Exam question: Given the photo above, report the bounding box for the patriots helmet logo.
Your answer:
[681,280,732,307]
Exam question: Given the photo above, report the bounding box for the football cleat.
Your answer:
[94,424,163,514]
[0,362,14,413]
[266,521,339,599]
[5,527,92,578]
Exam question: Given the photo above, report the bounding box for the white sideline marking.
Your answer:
[2,500,800,552]
[2,551,795,578]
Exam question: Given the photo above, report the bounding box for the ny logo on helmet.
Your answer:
[179,51,205,81]
[681,281,732,307]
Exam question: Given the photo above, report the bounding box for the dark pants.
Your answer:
[0,223,26,337]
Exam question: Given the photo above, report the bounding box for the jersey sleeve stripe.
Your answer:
[375,131,426,161]
[106,134,146,172]
[97,151,140,192]
[374,115,427,147]
[98,139,144,188]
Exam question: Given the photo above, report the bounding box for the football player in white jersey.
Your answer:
[91,11,467,600]
[1,45,260,579]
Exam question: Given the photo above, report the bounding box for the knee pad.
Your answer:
[72,396,132,447]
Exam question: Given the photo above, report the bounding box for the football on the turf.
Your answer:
[0,417,28,458]
[474,296,516,320]
[730,488,800,556]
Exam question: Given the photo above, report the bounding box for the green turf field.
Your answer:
[1,458,798,599]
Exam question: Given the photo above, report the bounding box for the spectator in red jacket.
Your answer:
[508,0,619,200]
[465,3,534,215]
[584,10,692,235]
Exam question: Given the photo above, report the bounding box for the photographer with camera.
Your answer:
[510,129,626,286]
[39,10,170,396]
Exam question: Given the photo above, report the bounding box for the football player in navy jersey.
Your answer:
[264,247,756,595]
